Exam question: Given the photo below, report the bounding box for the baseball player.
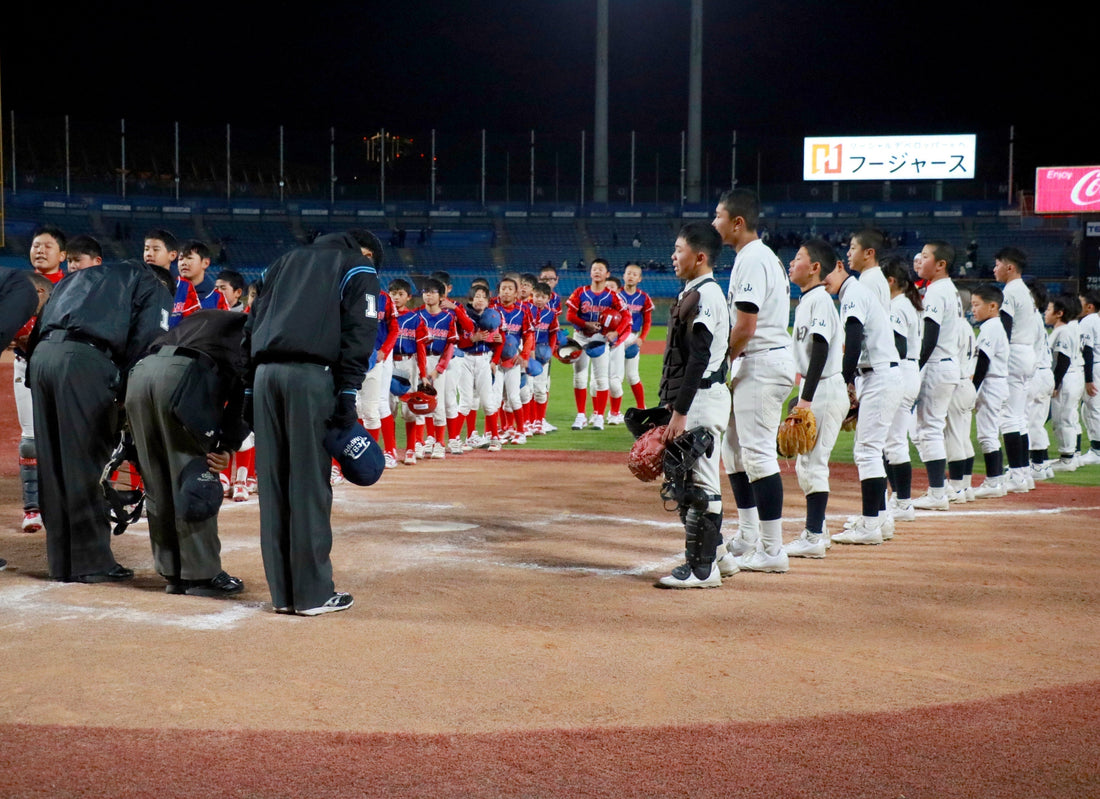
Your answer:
[565,258,631,430]
[993,247,1039,491]
[358,287,400,468]
[16,226,68,534]
[1047,294,1085,471]
[0,266,42,570]
[168,240,229,328]
[496,277,535,444]
[1024,280,1056,479]
[418,278,461,458]
[536,265,562,434]
[848,228,892,311]
[826,259,902,545]
[610,262,654,422]
[455,285,504,450]
[944,299,977,503]
[713,188,794,572]
[881,256,923,521]
[911,241,965,510]
[388,279,429,464]
[782,240,848,558]
[654,221,732,588]
[969,285,1012,498]
[526,282,560,434]
[1076,290,1100,465]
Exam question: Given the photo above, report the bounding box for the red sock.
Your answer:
[466,411,478,436]
[405,422,417,450]
[366,424,381,442]
[574,388,588,414]
[448,415,464,440]
[610,395,622,415]
[381,414,397,454]
[486,413,499,438]
[594,389,609,415]
[631,382,646,408]
[238,448,255,479]
[425,418,436,442]
[536,401,548,422]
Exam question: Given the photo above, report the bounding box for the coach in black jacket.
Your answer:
[247,230,381,616]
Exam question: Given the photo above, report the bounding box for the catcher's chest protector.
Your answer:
[659,279,717,407]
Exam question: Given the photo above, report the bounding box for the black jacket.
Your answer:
[0,268,39,349]
[247,233,381,392]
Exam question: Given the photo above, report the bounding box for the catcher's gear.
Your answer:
[624,406,672,439]
[402,384,438,415]
[659,428,715,510]
[101,431,145,536]
[776,406,818,458]
[628,425,667,482]
[556,338,584,364]
[841,404,859,432]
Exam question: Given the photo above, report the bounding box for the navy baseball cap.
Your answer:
[324,422,385,487]
[177,457,224,522]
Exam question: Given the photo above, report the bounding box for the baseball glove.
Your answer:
[841,404,859,432]
[776,407,818,458]
[628,424,667,482]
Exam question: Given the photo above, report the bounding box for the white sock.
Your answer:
[760,518,783,555]
[737,506,760,545]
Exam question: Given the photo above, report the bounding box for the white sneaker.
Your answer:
[541,420,558,433]
[657,561,722,589]
[414,441,426,459]
[832,519,884,545]
[890,499,916,522]
[607,413,625,425]
[447,439,464,455]
[783,529,827,559]
[330,466,345,486]
[880,514,895,541]
[1030,463,1054,480]
[465,432,481,450]
[734,546,789,573]
[384,452,398,469]
[1005,471,1030,492]
[403,449,417,465]
[723,535,756,558]
[511,433,527,445]
[1023,471,1035,491]
[973,476,1007,499]
[589,414,605,431]
[431,442,446,460]
[1050,457,1078,473]
[21,511,43,534]
[232,483,250,502]
[912,491,949,511]
[964,486,976,502]
[716,551,739,577]
[487,437,502,452]
[1078,449,1100,466]
[571,413,587,430]
[948,485,969,504]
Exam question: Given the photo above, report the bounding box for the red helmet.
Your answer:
[402,384,438,415]
[555,338,584,364]
[599,308,624,337]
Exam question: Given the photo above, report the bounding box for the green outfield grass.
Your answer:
[527,347,1099,485]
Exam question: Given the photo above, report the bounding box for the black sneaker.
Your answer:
[0,557,7,571]
[296,592,353,616]
[164,576,189,595]
[184,571,244,598]
[70,564,134,583]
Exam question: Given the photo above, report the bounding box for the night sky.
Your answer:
[2,0,1092,187]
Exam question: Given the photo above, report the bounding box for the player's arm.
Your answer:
[973,349,990,391]
[797,333,830,408]
[727,302,757,360]
[450,301,475,334]
[1082,342,1095,391]
[565,290,585,329]
[918,318,940,370]
[841,317,864,387]
[639,296,653,341]
[415,321,428,381]
[999,308,1014,342]
[379,301,399,358]
[336,268,381,392]
[1052,351,1070,395]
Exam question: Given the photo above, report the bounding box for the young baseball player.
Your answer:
[1025,279,1056,480]
[655,221,732,588]
[993,247,1039,491]
[848,228,891,312]
[527,282,560,434]
[215,269,246,311]
[969,285,1012,498]
[431,271,477,456]
[358,287,400,468]
[566,258,631,430]
[826,258,903,545]
[1076,290,1100,465]
[417,278,460,459]
[944,297,978,503]
[880,256,922,521]
[495,277,535,444]
[713,188,795,572]
[612,261,654,420]
[1047,295,1085,471]
[782,240,848,558]
[536,265,562,434]
[170,240,229,327]
[388,279,429,464]
[911,241,965,510]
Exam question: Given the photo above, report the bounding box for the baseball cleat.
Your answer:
[296,591,354,616]
[1049,457,1078,473]
[972,477,1007,499]
[783,529,827,558]
[571,413,587,430]
[734,546,789,573]
[219,472,232,498]
[447,439,464,455]
[879,514,895,541]
[541,421,558,433]
[589,413,605,430]
[723,534,756,558]
[431,442,446,459]
[403,449,417,466]
[716,551,739,576]
[487,437,502,452]
[1078,449,1100,466]
[21,511,44,534]
[329,466,345,486]
[889,499,916,521]
[831,520,884,545]
[657,562,722,589]
[384,451,398,469]
[911,491,950,511]
[246,477,258,494]
[607,413,625,425]
[1030,463,1054,481]
[232,483,249,502]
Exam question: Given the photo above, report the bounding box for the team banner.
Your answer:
[1035,166,1100,214]
[803,134,976,181]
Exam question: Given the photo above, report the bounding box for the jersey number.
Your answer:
[364,294,378,318]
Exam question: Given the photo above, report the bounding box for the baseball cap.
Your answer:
[323,422,385,487]
[177,457,224,522]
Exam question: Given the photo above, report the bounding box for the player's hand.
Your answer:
[207,451,230,473]
[662,411,688,443]
[441,298,456,310]
[424,373,435,385]
[795,398,812,410]
[846,382,858,408]
[1088,383,1098,397]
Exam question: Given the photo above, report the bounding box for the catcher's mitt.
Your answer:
[628,424,667,482]
[776,406,818,458]
[841,404,859,432]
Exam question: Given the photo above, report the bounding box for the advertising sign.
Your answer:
[803,135,976,181]
[1035,166,1100,214]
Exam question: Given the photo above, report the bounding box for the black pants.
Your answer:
[29,340,121,580]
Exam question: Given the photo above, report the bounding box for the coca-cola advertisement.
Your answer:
[1035,166,1100,214]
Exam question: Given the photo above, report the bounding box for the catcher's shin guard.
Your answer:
[19,437,38,511]
[684,505,723,568]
